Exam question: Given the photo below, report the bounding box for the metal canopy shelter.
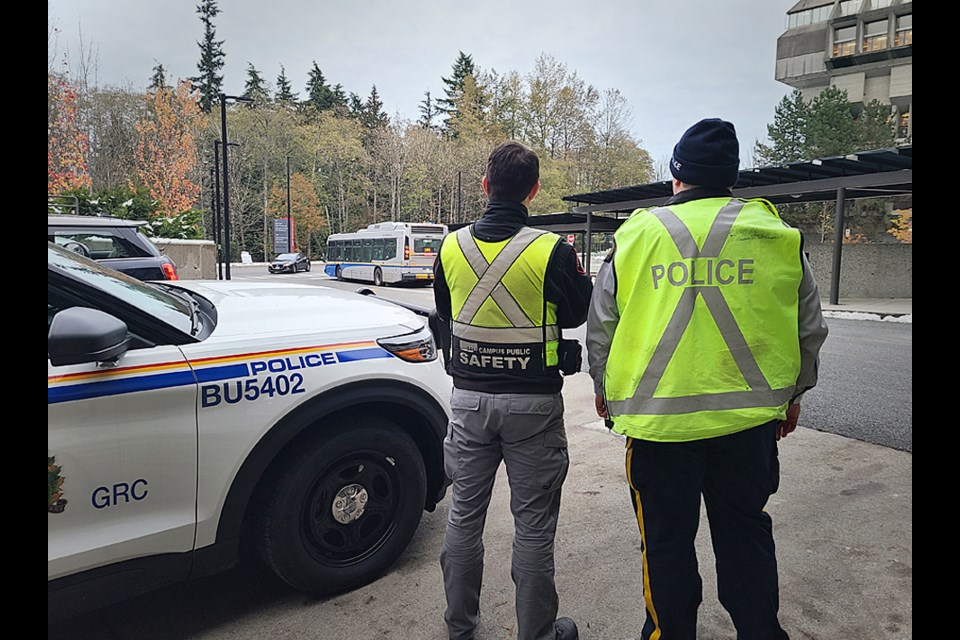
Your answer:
[555,145,912,304]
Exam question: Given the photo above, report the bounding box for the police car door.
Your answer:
[48,319,198,583]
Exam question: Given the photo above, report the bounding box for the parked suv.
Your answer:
[48,242,451,619]
[47,214,179,280]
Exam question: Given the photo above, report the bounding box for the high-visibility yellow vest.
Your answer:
[605,197,803,441]
[440,226,561,375]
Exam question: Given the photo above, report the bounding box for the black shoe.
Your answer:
[555,617,579,640]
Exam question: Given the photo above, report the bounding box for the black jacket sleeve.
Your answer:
[545,241,593,329]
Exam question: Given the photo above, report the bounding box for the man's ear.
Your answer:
[481,175,489,196]
[526,180,541,202]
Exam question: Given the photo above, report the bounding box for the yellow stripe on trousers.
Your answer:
[627,438,662,640]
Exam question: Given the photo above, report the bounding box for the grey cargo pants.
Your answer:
[440,388,570,640]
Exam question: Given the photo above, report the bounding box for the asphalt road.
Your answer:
[47,265,912,639]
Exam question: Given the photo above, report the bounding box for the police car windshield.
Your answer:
[48,242,194,334]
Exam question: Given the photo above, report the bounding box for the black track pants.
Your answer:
[625,421,789,640]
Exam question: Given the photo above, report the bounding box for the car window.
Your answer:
[276,253,297,260]
[48,243,193,334]
[50,229,151,260]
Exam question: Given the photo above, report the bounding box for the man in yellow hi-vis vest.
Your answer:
[586,119,828,640]
[434,141,593,640]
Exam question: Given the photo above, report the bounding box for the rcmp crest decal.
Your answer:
[48,455,67,513]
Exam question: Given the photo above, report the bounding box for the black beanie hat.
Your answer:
[669,118,740,188]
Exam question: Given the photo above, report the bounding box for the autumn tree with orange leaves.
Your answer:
[888,208,912,243]
[266,172,327,257]
[48,74,92,194]
[135,80,208,217]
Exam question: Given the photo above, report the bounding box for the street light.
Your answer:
[286,155,293,254]
[213,140,239,280]
[219,92,253,280]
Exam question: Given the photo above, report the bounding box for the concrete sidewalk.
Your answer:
[552,370,913,640]
[820,297,912,320]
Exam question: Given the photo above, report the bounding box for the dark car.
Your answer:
[269,252,311,273]
[47,215,179,281]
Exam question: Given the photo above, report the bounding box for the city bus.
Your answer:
[323,221,448,286]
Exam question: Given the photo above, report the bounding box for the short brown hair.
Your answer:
[485,141,539,203]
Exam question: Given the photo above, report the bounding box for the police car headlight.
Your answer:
[377,325,438,363]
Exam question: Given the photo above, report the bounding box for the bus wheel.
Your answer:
[373,267,383,287]
[336,265,343,281]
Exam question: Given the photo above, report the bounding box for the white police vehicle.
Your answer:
[48,241,451,618]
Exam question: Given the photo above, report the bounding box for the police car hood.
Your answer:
[170,280,425,338]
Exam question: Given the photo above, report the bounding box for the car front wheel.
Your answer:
[253,416,427,596]
[305,262,311,272]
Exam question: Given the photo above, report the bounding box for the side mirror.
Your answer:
[48,307,130,366]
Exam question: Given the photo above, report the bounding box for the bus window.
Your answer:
[384,238,397,260]
[372,238,385,261]
[361,238,373,262]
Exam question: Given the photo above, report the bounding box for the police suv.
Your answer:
[48,242,451,618]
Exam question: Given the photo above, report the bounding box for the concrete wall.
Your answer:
[804,242,912,299]
[151,238,217,280]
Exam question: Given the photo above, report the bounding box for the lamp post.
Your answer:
[286,155,293,254]
[213,142,222,279]
[213,140,239,280]
[219,92,253,279]
[209,164,219,279]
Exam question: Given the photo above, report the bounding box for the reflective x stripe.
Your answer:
[456,226,547,327]
[452,321,559,343]
[611,200,787,416]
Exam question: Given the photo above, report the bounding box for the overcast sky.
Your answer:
[48,0,796,175]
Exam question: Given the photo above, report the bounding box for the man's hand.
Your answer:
[777,403,801,440]
[595,394,608,418]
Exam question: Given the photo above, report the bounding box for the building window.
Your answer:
[872,0,893,8]
[862,19,889,51]
[839,0,863,16]
[897,112,910,140]
[786,4,832,29]
[895,14,912,46]
[833,25,858,56]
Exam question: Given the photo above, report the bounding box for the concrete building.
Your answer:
[776,0,912,143]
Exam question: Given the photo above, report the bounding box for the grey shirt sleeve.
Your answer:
[793,250,829,402]
[585,257,620,396]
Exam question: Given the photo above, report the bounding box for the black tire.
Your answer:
[254,417,427,596]
[305,261,311,272]
[336,265,343,281]
[373,267,383,287]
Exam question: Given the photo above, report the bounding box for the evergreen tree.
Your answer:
[360,85,389,130]
[805,85,858,158]
[438,51,479,130]
[348,92,365,119]
[857,99,896,151]
[243,62,269,105]
[189,0,226,113]
[305,61,335,111]
[149,62,168,92]
[754,89,808,166]
[275,65,298,105]
[418,90,440,130]
[330,83,350,115]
